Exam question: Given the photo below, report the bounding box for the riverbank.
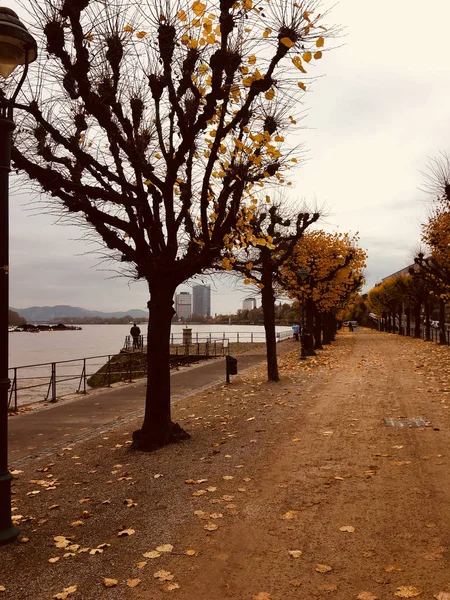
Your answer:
[5,331,450,598]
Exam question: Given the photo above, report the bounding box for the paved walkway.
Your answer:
[8,340,297,464]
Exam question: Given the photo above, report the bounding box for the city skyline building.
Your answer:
[175,291,192,319]
[242,297,257,311]
[192,284,211,317]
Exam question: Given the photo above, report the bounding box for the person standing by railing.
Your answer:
[130,323,141,350]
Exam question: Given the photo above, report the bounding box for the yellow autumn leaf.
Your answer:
[53,586,77,600]
[357,594,377,600]
[177,9,187,21]
[143,550,161,559]
[127,579,141,588]
[103,579,118,588]
[117,528,135,536]
[339,525,355,533]
[288,550,303,558]
[244,0,253,8]
[298,82,306,91]
[192,1,206,17]
[123,25,133,33]
[281,510,298,519]
[265,89,275,100]
[280,37,295,48]
[303,52,312,63]
[136,31,147,39]
[262,27,271,38]
[314,51,323,60]
[315,564,332,573]
[395,588,422,598]
[154,570,174,582]
[252,594,271,600]
[167,582,180,591]
[156,544,174,553]
[244,279,251,285]
[186,549,197,556]
[316,36,325,47]
[248,54,256,65]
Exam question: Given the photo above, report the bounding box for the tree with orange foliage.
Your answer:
[9,0,335,450]
[280,231,367,349]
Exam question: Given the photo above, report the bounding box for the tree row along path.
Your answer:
[3,330,450,599]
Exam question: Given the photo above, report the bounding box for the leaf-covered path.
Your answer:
[3,330,450,599]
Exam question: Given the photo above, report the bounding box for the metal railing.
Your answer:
[123,330,293,350]
[8,339,228,411]
[382,322,450,346]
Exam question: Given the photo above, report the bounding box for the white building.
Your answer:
[175,292,192,319]
[243,297,257,311]
[192,284,211,317]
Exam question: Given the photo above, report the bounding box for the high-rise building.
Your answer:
[175,291,192,319]
[243,297,257,311]
[192,284,211,317]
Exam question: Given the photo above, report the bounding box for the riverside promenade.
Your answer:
[8,340,296,465]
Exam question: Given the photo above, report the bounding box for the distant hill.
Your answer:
[11,305,147,322]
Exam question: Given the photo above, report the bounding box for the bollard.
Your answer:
[225,355,238,384]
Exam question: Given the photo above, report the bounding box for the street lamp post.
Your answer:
[0,7,36,545]
[298,267,308,361]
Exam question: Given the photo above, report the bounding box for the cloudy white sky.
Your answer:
[7,0,447,314]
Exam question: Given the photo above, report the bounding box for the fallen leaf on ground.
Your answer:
[71,521,83,527]
[192,490,207,496]
[339,525,355,533]
[223,475,233,480]
[362,550,375,557]
[143,551,161,559]
[288,550,303,558]
[0,587,4,592]
[252,594,271,600]
[322,584,338,592]
[385,564,402,572]
[53,585,77,599]
[154,570,174,582]
[204,522,218,531]
[127,579,141,588]
[357,593,377,600]
[315,564,332,573]
[103,579,118,588]
[289,579,302,587]
[434,593,450,600]
[124,499,137,507]
[186,549,196,556]
[48,557,60,563]
[282,510,298,520]
[156,544,174,553]
[153,473,163,478]
[117,528,135,536]
[395,587,422,598]
[137,561,147,569]
[166,582,180,591]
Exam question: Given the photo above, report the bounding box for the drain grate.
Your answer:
[384,417,430,428]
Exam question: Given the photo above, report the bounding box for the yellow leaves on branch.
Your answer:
[280,37,295,48]
[192,1,206,17]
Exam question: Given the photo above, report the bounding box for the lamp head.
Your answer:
[0,8,37,79]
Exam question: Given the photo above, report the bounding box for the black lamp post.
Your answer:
[298,267,308,360]
[0,7,36,545]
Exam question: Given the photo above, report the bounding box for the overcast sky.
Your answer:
[7,0,447,314]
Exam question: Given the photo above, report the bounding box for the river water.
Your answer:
[8,324,291,408]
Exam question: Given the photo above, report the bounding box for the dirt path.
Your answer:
[3,330,450,600]
[131,330,450,600]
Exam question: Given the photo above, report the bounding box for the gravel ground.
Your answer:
[3,331,450,599]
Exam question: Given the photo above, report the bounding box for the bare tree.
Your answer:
[7,0,334,450]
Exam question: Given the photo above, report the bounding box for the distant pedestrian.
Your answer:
[292,323,300,341]
[130,323,141,350]
[348,322,354,332]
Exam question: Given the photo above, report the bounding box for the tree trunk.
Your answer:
[439,298,446,345]
[329,313,337,341]
[322,312,331,345]
[414,302,421,338]
[425,298,431,341]
[406,306,411,337]
[313,306,323,350]
[305,298,316,356]
[261,267,279,382]
[132,281,190,451]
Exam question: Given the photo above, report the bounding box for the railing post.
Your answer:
[83,358,87,394]
[51,362,57,402]
[107,355,111,387]
[251,332,253,343]
[129,353,133,383]
[237,332,239,343]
